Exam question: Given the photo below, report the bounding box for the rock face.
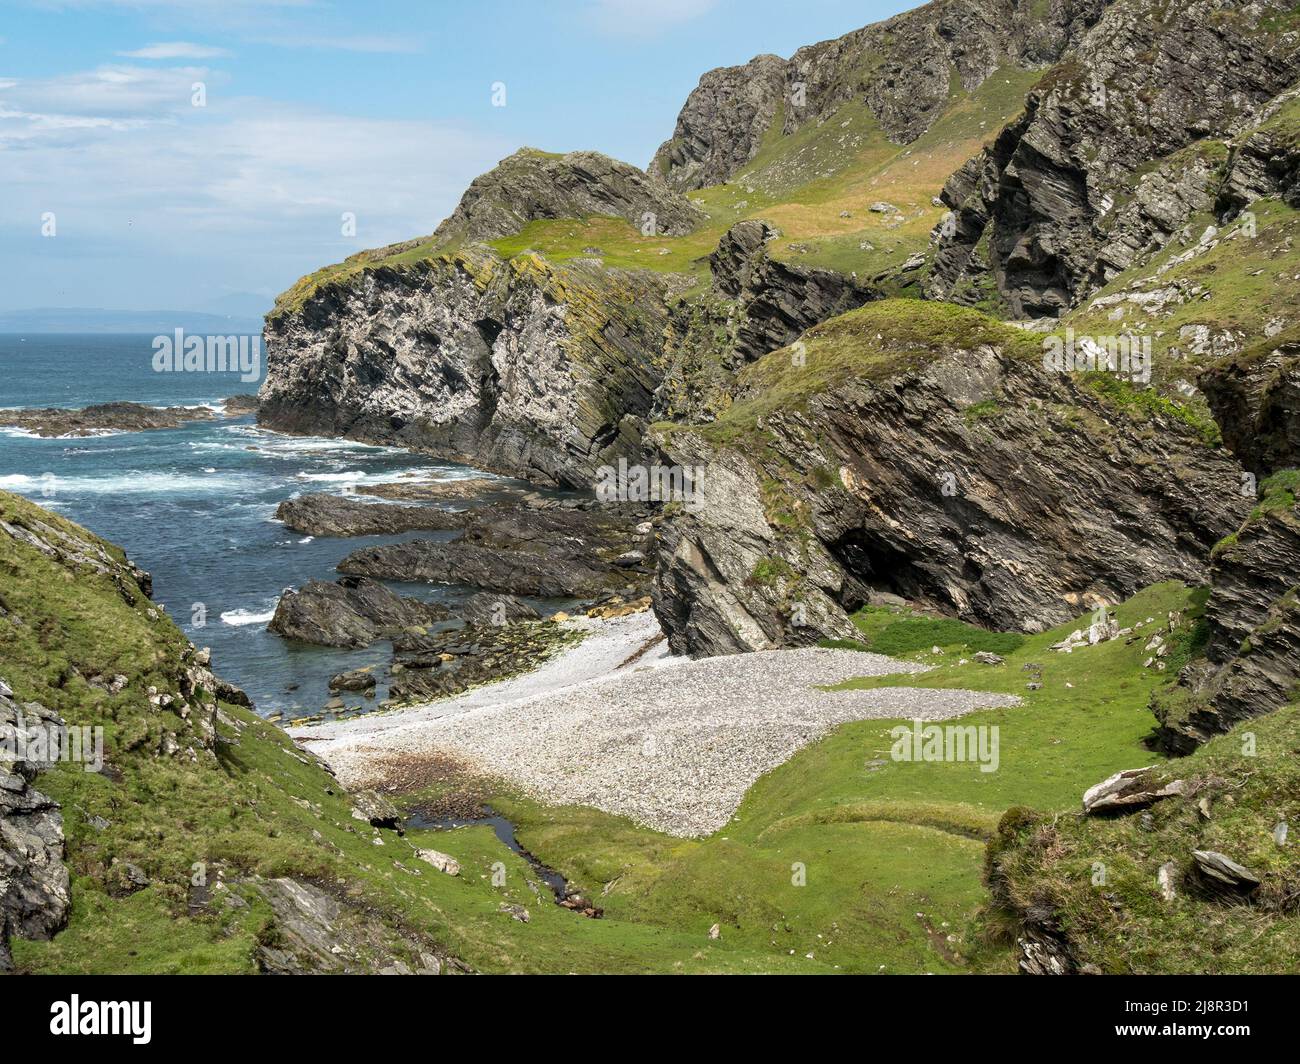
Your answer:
[1217,86,1300,215]
[708,221,880,361]
[261,247,684,489]
[0,685,71,971]
[928,0,1300,315]
[1200,332,1300,477]
[651,302,1249,657]
[0,401,214,438]
[1152,486,1300,753]
[223,394,261,417]
[251,876,451,975]
[275,493,465,538]
[649,0,1102,190]
[434,148,703,244]
[269,577,449,648]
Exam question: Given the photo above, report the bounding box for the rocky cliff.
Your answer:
[1200,329,1300,478]
[1150,471,1300,753]
[652,301,1249,656]
[262,247,685,488]
[928,0,1300,315]
[649,0,1106,190]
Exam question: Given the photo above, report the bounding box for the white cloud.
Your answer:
[118,42,231,59]
[589,0,719,35]
[0,64,217,121]
[0,63,510,308]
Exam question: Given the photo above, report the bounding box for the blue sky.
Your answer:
[0,0,910,313]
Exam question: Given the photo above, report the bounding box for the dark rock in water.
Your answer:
[459,592,540,627]
[358,478,520,502]
[0,401,214,438]
[329,668,377,694]
[222,394,261,417]
[339,498,654,599]
[341,540,621,599]
[275,492,466,537]
[269,577,449,648]
[0,687,71,970]
[389,622,570,703]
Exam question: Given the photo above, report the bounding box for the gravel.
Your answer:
[292,615,1020,837]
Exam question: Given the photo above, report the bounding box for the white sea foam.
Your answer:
[1,472,254,496]
[220,606,277,627]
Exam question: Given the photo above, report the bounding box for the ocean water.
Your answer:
[0,334,524,719]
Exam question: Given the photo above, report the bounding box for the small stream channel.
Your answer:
[408,807,581,908]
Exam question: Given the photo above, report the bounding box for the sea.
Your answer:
[0,333,524,720]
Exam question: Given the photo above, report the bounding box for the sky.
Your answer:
[0,0,910,313]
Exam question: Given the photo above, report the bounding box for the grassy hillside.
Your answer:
[987,705,1300,973]
[7,489,1244,974]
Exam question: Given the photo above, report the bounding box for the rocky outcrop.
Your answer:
[650,0,1104,190]
[651,302,1249,656]
[223,394,261,417]
[650,54,788,191]
[928,0,1300,315]
[338,498,655,600]
[251,876,452,975]
[388,622,572,703]
[1200,331,1300,477]
[0,401,214,438]
[261,248,686,488]
[708,220,880,361]
[275,493,465,538]
[0,684,71,971]
[1152,483,1300,753]
[269,577,449,648]
[434,148,704,244]
[1217,87,1300,215]
[340,541,625,600]
[458,591,541,626]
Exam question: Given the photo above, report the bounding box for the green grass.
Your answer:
[6,490,1271,973]
[1080,373,1223,447]
[849,606,1027,657]
[987,704,1300,973]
